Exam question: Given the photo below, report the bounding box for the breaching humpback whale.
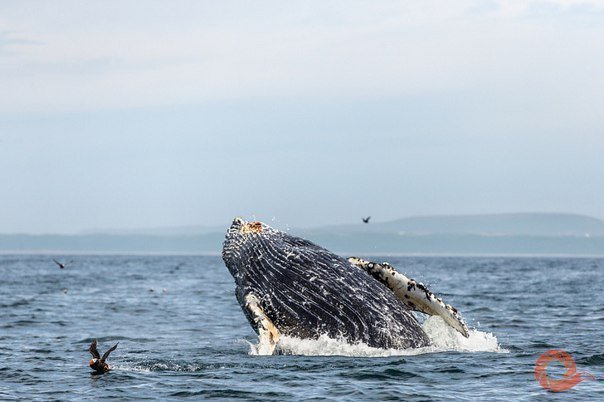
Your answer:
[222,218,469,354]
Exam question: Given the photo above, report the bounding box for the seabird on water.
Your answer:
[88,340,119,373]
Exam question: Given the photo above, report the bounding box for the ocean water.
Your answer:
[0,254,602,400]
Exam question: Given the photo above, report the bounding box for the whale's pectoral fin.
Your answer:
[244,293,280,355]
[348,257,469,338]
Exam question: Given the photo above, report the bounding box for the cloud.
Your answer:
[0,1,603,115]
[0,29,40,56]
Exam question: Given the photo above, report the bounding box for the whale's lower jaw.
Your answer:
[222,218,430,350]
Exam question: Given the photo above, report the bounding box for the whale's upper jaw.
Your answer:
[222,217,246,278]
[222,217,278,280]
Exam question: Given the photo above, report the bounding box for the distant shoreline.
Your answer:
[1,250,603,259]
[3,213,604,256]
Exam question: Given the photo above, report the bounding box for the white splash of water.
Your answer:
[248,316,507,357]
[422,316,505,353]
[246,338,278,356]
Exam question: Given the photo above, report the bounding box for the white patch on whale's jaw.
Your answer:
[348,257,470,338]
[245,293,280,355]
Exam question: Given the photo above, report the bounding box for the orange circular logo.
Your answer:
[534,349,594,392]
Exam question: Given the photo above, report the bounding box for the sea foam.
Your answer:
[248,316,506,357]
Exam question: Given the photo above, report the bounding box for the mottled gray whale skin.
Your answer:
[222,218,430,349]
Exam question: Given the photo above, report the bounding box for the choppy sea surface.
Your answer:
[1,255,602,401]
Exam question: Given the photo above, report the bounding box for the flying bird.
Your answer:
[362,216,371,224]
[88,340,119,373]
[52,259,67,269]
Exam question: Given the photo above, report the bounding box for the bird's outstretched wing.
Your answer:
[101,342,119,362]
[89,340,100,359]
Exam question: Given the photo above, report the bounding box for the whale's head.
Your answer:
[222,217,278,282]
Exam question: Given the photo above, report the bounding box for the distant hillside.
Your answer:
[300,213,604,237]
[2,213,603,255]
[76,213,604,237]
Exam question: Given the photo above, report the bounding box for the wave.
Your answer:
[116,361,204,372]
[112,359,238,373]
[248,316,506,357]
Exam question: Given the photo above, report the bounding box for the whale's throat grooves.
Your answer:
[223,218,430,350]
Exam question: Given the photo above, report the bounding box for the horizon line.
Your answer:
[3,211,604,236]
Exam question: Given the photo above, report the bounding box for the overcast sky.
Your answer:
[1,0,603,234]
